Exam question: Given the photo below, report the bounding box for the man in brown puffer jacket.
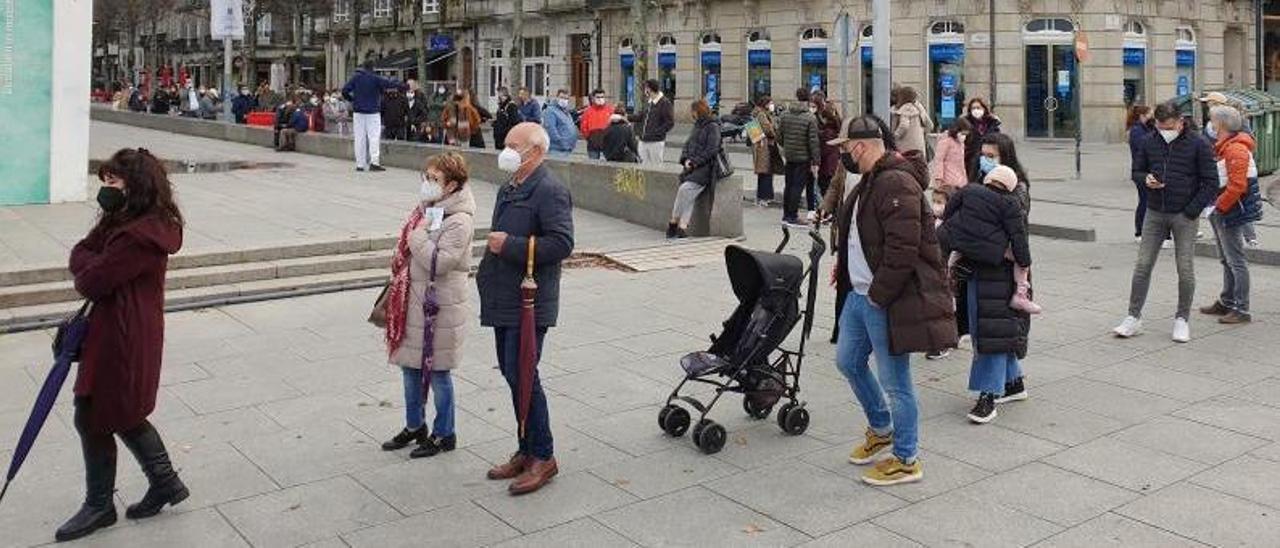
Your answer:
[829,115,957,488]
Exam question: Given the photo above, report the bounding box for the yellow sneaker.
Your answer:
[848,427,893,465]
[862,456,923,486]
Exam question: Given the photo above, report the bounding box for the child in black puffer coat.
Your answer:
[942,165,1041,314]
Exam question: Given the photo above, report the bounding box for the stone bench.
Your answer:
[91,108,743,238]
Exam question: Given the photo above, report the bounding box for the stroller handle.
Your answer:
[776,225,828,259]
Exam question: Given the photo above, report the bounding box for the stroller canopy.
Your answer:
[725,245,804,304]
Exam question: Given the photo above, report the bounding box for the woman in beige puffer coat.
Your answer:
[382,152,476,459]
[891,86,934,155]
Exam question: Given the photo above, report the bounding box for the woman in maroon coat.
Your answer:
[57,148,187,542]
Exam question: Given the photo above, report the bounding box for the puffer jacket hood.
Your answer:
[896,149,931,191]
[1215,131,1256,156]
[120,214,184,256]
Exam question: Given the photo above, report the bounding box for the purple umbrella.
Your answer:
[0,303,92,505]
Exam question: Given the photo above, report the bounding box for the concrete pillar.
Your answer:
[0,0,90,205]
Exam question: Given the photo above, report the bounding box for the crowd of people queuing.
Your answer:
[62,64,1267,543]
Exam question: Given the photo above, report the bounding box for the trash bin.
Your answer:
[1229,89,1280,176]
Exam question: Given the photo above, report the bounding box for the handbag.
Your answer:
[367,283,390,328]
[768,143,786,175]
[713,148,735,180]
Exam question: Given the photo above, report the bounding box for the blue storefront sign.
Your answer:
[429,35,453,52]
[928,43,965,64]
[658,52,676,69]
[1176,49,1196,67]
[748,49,771,66]
[701,51,721,67]
[1123,47,1146,67]
[861,46,872,64]
[801,48,827,65]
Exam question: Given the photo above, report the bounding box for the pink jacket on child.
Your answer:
[931,134,968,188]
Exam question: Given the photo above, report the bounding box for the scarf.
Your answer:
[385,205,426,357]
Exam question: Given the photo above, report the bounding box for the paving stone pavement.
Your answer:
[2,125,1280,547]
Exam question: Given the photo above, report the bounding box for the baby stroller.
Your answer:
[658,227,826,454]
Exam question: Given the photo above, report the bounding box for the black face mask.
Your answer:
[97,186,126,213]
[840,152,860,175]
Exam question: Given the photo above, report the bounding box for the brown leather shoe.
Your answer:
[508,458,558,495]
[487,453,530,480]
[1199,301,1230,316]
[1219,311,1252,324]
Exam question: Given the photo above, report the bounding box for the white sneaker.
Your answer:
[1113,316,1142,338]
[1246,239,1260,248]
[1161,239,1172,250]
[1172,318,1191,343]
[1134,236,1143,244]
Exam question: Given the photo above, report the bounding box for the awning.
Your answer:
[374,48,453,71]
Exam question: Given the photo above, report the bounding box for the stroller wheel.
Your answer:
[742,397,773,420]
[777,403,810,436]
[692,420,727,455]
[659,405,691,437]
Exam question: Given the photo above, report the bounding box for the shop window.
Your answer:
[747,30,771,105]
[928,20,965,126]
[799,26,828,93]
[700,33,723,111]
[658,35,677,99]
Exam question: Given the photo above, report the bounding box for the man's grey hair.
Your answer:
[528,124,551,153]
[1210,104,1244,133]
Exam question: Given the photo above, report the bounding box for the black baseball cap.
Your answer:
[827,115,885,146]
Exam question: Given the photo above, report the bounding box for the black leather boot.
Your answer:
[55,444,117,542]
[119,422,189,520]
[666,223,679,239]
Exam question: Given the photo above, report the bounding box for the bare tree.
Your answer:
[629,0,652,85]
[509,0,523,95]
[414,0,426,82]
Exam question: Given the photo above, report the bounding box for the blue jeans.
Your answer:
[400,367,455,436]
[834,293,919,462]
[965,281,1022,394]
[494,326,553,460]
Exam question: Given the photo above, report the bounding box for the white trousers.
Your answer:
[353,112,382,169]
[638,141,665,165]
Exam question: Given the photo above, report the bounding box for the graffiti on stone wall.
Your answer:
[614,167,646,201]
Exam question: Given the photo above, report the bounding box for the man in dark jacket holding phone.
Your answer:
[1115,101,1219,343]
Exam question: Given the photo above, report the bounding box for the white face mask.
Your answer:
[498,147,524,173]
[420,178,444,203]
[1159,129,1179,143]
[767,103,775,112]
[437,87,446,95]
[970,108,985,119]
[558,98,570,109]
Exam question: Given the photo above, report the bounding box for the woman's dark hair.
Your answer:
[755,94,772,109]
[966,97,991,118]
[947,117,972,139]
[981,132,1028,183]
[1126,104,1152,129]
[898,86,918,106]
[1153,101,1181,123]
[95,148,184,229]
[690,99,713,121]
[644,79,660,93]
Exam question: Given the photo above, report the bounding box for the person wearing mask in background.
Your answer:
[777,87,821,227]
[273,96,297,150]
[179,82,199,118]
[751,95,782,207]
[517,87,542,125]
[406,83,429,142]
[443,89,482,147]
[324,90,352,136]
[381,88,410,141]
[1115,101,1219,343]
[380,152,476,459]
[231,86,256,124]
[631,79,675,164]
[829,115,956,486]
[932,118,970,190]
[1199,105,1264,325]
[1126,105,1157,243]
[602,105,640,163]
[542,89,578,158]
[425,85,449,143]
[277,97,309,152]
[342,59,405,172]
[477,123,575,496]
[56,149,187,541]
[1200,92,1260,247]
[198,89,218,120]
[813,91,843,214]
[580,89,614,160]
[962,98,1001,183]
[493,87,521,149]
[669,99,724,239]
[305,94,325,134]
[891,86,934,156]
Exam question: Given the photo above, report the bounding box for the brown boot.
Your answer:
[486,453,530,480]
[1219,311,1252,324]
[508,458,558,495]
[1199,301,1230,316]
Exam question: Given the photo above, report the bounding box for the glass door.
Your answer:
[1024,44,1078,138]
[1025,45,1049,137]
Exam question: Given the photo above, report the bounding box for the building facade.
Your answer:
[594,0,1259,142]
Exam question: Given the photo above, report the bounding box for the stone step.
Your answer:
[0,241,487,309]
[0,228,490,288]
[0,263,479,334]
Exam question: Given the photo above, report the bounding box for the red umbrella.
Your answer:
[517,237,538,439]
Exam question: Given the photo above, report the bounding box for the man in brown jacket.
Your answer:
[829,115,957,487]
